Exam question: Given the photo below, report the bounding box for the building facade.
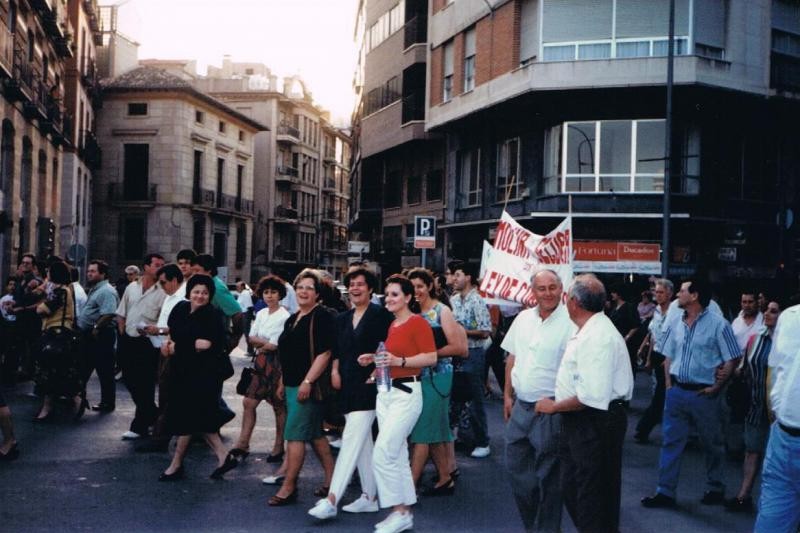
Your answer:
[198,58,353,280]
[351,0,447,275]
[93,66,266,281]
[59,0,102,274]
[1,0,73,280]
[424,0,800,292]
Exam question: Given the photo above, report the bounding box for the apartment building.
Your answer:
[0,0,73,280]
[198,58,353,279]
[351,0,447,274]
[427,0,800,287]
[93,66,266,281]
[59,0,102,274]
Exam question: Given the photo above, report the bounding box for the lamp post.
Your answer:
[661,0,676,278]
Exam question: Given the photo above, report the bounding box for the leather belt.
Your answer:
[779,422,800,437]
[608,399,629,409]
[392,375,419,394]
[670,376,711,391]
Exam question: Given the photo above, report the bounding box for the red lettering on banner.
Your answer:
[534,229,571,264]
[494,220,532,260]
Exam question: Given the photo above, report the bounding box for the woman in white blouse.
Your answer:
[225,275,291,471]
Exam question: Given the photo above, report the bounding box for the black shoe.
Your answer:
[158,465,185,482]
[91,403,115,413]
[266,451,284,463]
[641,493,677,508]
[724,496,753,512]
[700,490,725,505]
[420,478,455,497]
[32,411,54,423]
[210,453,239,479]
[0,444,19,462]
[136,440,169,453]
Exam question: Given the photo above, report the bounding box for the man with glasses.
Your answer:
[78,260,119,412]
[116,253,166,440]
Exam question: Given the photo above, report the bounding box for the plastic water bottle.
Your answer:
[374,342,392,393]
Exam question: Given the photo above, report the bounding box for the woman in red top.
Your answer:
[359,274,436,533]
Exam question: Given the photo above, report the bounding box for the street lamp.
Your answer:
[661,0,676,278]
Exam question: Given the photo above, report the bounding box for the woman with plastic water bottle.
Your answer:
[357,274,437,533]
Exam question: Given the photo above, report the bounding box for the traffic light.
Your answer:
[37,216,56,258]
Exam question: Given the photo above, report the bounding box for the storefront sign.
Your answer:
[573,241,661,274]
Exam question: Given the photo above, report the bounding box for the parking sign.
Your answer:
[414,216,436,249]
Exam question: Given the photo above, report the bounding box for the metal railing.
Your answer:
[323,177,336,190]
[402,93,425,124]
[274,205,299,219]
[275,165,299,178]
[273,248,298,261]
[108,182,157,203]
[277,123,300,139]
[0,25,12,75]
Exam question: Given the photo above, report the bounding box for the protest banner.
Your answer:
[479,211,573,307]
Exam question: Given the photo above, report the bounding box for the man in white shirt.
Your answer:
[536,274,633,533]
[502,269,575,533]
[138,263,186,453]
[731,290,764,354]
[754,304,800,533]
[115,253,166,440]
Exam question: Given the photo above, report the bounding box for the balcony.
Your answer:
[107,182,157,206]
[401,92,425,124]
[276,123,301,144]
[323,149,336,163]
[0,25,12,76]
[322,177,336,192]
[6,47,35,102]
[274,205,299,223]
[193,187,216,207]
[191,187,253,216]
[403,14,427,49]
[84,0,102,33]
[275,165,299,184]
[321,239,348,254]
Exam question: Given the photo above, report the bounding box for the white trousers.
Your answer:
[328,409,377,504]
[373,382,423,508]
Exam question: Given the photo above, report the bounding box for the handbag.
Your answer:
[236,367,254,396]
[37,287,80,364]
[308,306,334,404]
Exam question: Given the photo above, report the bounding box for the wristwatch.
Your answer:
[303,378,312,385]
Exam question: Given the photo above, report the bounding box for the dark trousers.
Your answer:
[83,328,117,407]
[484,340,506,392]
[150,353,171,442]
[635,355,666,438]
[119,334,159,435]
[560,403,627,533]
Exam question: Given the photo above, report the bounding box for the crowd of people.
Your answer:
[1,248,800,533]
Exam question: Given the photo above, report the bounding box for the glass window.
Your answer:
[636,120,665,174]
[407,174,421,205]
[599,121,631,175]
[127,103,148,116]
[543,125,562,194]
[443,41,454,101]
[653,37,688,56]
[385,171,401,208]
[426,169,443,201]
[496,138,520,202]
[460,148,482,207]
[543,44,575,61]
[616,41,650,58]
[578,42,611,59]
[464,28,476,92]
[566,122,596,175]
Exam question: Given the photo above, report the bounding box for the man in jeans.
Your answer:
[450,262,492,458]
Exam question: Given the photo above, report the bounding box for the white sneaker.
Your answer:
[308,498,337,520]
[342,493,379,513]
[470,445,491,458]
[375,511,413,533]
[121,431,142,441]
[261,474,286,485]
[328,437,342,449]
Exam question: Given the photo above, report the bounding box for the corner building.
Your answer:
[427,0,800,291]
[93,66,267,281]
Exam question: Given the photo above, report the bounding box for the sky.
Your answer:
[114,0,360,125]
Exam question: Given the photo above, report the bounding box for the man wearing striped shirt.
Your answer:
[641,277,740,509]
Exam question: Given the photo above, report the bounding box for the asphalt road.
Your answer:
[1,352,757,532]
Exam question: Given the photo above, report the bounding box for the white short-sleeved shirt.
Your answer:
[150,283,187,348]
[250,306,291,345]
[501,304,576,402]
[769,304,800,428]
[555,312,634,410]
[731,311,764,353]
[116,280,166,337]
[237,289,254,312]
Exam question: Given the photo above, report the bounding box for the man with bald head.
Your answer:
[536,274,634,533]
[502,269,575,532]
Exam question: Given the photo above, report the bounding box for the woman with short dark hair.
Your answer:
[158,275,234,481]
[224,275,291,473]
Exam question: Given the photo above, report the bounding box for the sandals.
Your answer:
[268,489,298,506]
[229,448,250,460]
[313,485,330,497]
